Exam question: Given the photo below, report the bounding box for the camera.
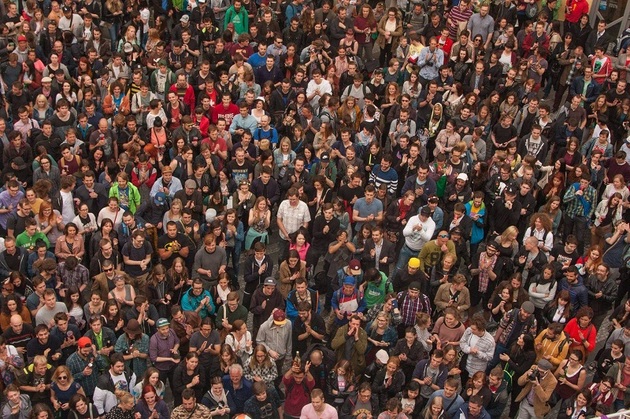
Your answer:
[426,61,433,66]
[528,369,539,381]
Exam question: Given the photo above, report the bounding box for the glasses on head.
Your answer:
[439,234,449,238]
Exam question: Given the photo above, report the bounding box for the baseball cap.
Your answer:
[504,186,516,195]
[457,173,469,182]
[184,179,197,189]
[180,15,190,22]
[157,59,168,67]
[420,206,432,216]
[409,282,421,291]
[156,318,170,328]
[77,337,92,348]
[273,310,287,325]
[343,275,356,286]
[62,6,71,12]
[428,195,440,203]
[320,152,330,162]
[408,258,420,268]
[17,35,27,42]
[263,277,277,287]
[348,259,361,275]
[154,192,166,206]
[123,42,134,54]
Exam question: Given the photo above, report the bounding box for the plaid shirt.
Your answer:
[277,200,311,240]
[396,291,432,326]
[563,183,597,219]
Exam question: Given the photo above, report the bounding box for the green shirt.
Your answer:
[15,231,50,252]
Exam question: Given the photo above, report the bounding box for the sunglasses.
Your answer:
[439,234,449,238]
[103,268,113,272]
[58,376,68,380]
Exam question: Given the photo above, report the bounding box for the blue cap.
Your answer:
[343,276,356,286]
[154,192,166,205]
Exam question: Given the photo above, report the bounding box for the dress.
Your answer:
[51,381,83,419]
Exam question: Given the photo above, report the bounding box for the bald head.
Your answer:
[10,314,23,331]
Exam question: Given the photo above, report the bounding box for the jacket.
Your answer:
[339,392,379,419]
[411,358,448,388]
[108,182,141,214]
[94,369,137,414]
[249,286,285,332]
[278,260,307,300]
[515,369,558,417]
[257,313,292,360]
[102,94,130,117]
[92,270,130,301]
[486,381,509,419]
[496,308,538,347]
[606,362,630,407]
[180,287,216,319]
[569,77,601,105]
[284,287,318,323]
[331,324,368,375]
[534,329,569,368]
[372,367,406,410]
[584,274,618,315]
[434,283,471,316]
[559,276,589,314]
[459,327,495,374]
[376,16,403,50]
[361,238,396,274]
[458,403,491,419]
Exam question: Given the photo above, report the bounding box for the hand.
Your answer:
[83,365,93,376]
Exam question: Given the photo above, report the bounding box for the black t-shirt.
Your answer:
[492,123,518,149]
[550,244,579,270]
[121,240,153,276]
[226,160,254,184]
[6,212,32,237]
[338,184,365,204]
[157,232,190,270]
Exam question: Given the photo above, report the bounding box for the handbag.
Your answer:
[219,305,230,340]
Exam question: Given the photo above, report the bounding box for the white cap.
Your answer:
[456,173,469,182]
[205,208,217,223]
[375,350,389,364]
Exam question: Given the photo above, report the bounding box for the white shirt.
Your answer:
[402,215,436,250]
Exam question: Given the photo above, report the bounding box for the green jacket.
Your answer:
[109,182,141,214]
[224,6,248,35]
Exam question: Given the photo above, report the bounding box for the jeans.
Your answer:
[395,243,420,272]
[486,343,508,374]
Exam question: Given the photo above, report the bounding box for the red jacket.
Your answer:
[168,84,196,114]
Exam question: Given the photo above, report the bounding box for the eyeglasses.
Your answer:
[2,288,12,292]
[58,376,68,380]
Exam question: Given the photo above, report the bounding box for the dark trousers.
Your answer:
[563,215,588,254]
[615,267,630,307]
[553,83,570,111]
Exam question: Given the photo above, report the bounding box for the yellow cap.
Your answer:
[408,258,420,268]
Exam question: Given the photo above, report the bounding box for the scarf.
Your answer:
[478,251,498,293]
[208,388,228,406]
[398,199,411,220]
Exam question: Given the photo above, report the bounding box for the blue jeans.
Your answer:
[487,343,508,374]
[395,243,420,272]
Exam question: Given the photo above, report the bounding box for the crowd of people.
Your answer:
[1,0,630,417]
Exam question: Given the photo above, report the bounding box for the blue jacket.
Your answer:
[559,276,588,314]
[459,403,491,419]
[569,77,601,106]
[180,288,216,319]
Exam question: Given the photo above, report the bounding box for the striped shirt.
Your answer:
[448,5,473,40]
